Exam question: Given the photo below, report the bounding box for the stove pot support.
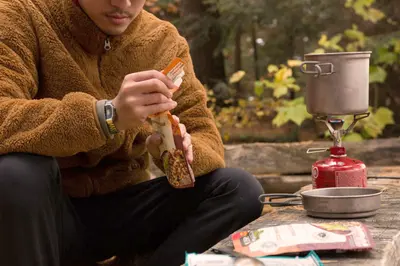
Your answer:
[300,52,371,115]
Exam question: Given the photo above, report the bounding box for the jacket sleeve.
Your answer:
[153,32,226,177]
[0,2,107,157]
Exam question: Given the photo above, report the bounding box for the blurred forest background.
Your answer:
[145,0,400,144]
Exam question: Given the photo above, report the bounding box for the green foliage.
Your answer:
[149,0,398,143]
[369,66,387,83]
[263,65,301,98]
[318,34,344,52]
[344,25,367,51]
[313,0,400,86]
[252,65,301,98]
[345,0,385,23]
[209,61,313,138]
[273,97,312,127]
[342,132,364,142]
[314,0,397,141]
[337,107,395,141]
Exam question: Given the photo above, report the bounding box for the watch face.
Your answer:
[105,104,113,119]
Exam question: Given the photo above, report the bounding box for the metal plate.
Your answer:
[306,209,379,219]
[301,187,382,197]
[301,187,382,219]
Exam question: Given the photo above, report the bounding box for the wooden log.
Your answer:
[255,174,310,193]
[151,165,400,195]
[381,231,400,266]
[256,166,400,194]
[150,138,400,177]
[223,137,400,175]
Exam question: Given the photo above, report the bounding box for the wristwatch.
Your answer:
[104,100,119,135]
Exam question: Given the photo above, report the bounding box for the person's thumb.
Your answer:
[146,133,163,159]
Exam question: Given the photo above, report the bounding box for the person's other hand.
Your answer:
[112,70,178,131]
[146,115,193,164]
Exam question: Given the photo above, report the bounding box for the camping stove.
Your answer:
[307,113,370,189]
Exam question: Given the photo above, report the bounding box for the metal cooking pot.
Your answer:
[299,51,372,116]
[259,187,382,219]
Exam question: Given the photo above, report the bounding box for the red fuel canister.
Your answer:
[311,146,367,189]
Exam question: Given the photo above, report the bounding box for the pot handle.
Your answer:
[258,193,303,207]
[300,61,334,77]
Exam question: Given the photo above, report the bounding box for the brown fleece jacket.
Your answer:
[0,0,225,197]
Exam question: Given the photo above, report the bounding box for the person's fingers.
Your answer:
[145,133,162,159]
[127,78,173,98]
[179,123,187,137]
[125,70,177,90]
[182,132,191,150]
[139,93,173,106]
[172,115,180,124]
[142,101,177,118]
[186,143,193,164]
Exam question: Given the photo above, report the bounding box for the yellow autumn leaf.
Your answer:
[256,111,265,117]
[366,8,385,23]
[267,65,279,73]
[273,85,288,98]
[238,99,247,108]
[229,70,246,84]
[287,60,302,67]
[223,132,230,143]
[318,34,328,46]
[313,48,325,54]
[274,67,292,82]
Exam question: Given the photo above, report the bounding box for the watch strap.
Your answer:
[104,100,119,136]
[95,100,112,138]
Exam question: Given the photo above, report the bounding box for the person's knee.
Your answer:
[0,153,60,209]
[210,168,264,220]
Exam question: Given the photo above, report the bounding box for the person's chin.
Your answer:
[102,24,129,36]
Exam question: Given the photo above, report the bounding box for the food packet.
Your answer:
[149,58,195,189]
[184,250,324,266]
[231,222,374,257]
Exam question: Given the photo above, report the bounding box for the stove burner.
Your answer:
[315,113,370,147]
[327,118,344,130]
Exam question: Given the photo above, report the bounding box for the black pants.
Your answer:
[0,153,264,266]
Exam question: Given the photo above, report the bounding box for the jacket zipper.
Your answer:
[98,37,111,88]
[104,38,111,51]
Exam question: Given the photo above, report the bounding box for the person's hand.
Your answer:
[146,115,194,164]
[112,70,178,131]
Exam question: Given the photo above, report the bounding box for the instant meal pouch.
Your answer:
[149,58,195,189]
[232,222,374,257]
[184,250,324,266]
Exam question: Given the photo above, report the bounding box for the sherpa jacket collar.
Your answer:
[63,0,143,54]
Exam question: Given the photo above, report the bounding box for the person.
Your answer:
[0,0,264,265]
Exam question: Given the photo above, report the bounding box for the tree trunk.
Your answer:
[234,24,246,99]
[251,17,260,80]
[179,0,226,90]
